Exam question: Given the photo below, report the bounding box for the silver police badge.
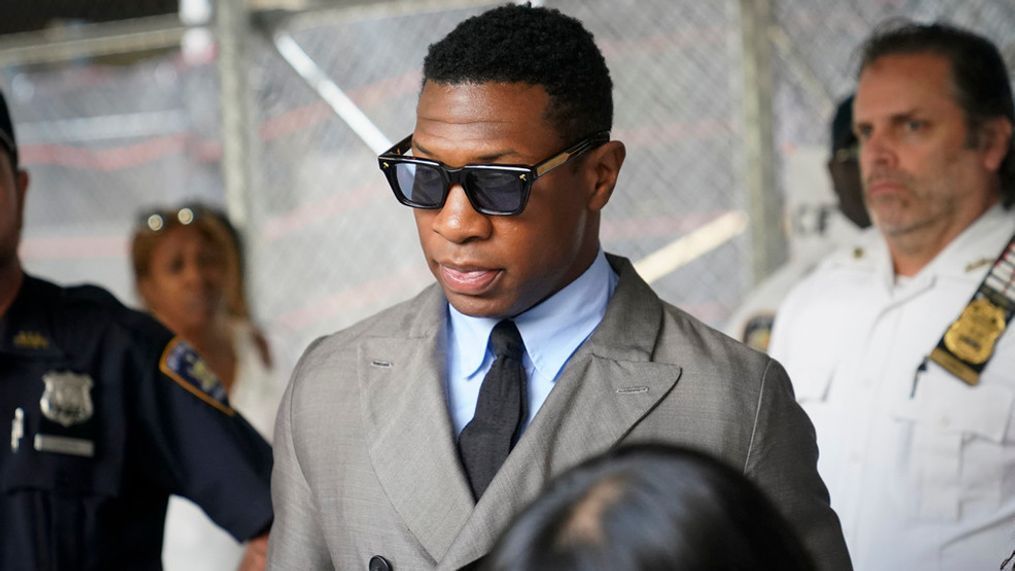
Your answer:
[40,371,94,427]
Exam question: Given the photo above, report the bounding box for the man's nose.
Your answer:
[431,184,493,244]
[860,129,897,175]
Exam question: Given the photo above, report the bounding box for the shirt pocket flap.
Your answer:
[2,443,121,497]
[895,367,1014,443]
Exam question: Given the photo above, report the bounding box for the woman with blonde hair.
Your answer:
[131,203,283,570]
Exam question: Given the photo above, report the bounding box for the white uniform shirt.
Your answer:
[769,205,1015,571]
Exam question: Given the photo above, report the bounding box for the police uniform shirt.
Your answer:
[769,205,1015,570]
[0,275,273,571]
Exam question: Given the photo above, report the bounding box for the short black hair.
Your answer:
[483,444,815,571]
[857,21,1015,207]
[422,3,613,145]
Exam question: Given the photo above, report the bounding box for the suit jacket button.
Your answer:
[369,555,392,571]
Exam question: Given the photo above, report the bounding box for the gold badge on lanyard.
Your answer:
[929,234,1015,386]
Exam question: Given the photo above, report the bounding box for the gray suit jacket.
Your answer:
[269,255,851,570]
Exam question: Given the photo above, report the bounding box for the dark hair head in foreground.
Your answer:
[483,444,815,571]
[422,2,613,144]
[857,21,1015,207]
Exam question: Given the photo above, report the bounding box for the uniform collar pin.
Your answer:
[964,257,992,273]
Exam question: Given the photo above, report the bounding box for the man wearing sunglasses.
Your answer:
[270,5,849,570]
[0,89,273,569]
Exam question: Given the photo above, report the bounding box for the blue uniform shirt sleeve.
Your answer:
[125,315,274,542]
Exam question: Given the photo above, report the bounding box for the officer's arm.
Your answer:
[136,335,274,543]
[743,358,853,571]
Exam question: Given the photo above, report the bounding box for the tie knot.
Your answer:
[489,320,524,360]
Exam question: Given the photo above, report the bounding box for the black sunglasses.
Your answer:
[377,131,610,216]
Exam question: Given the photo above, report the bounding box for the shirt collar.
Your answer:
[920,203,1014,279]
[870,203,1015,292]
[448,249,618,380]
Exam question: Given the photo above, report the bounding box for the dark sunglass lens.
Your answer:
[466,170,524,213]
[395,163,445,206]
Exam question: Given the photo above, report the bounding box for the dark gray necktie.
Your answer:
[458,320,527,500]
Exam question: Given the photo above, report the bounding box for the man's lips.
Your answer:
[865,178,907,198]
[438,263,501,294]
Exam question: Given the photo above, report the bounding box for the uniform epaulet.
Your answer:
[61,284,163,338]
[63,284,122,307]
[819,228,881,270]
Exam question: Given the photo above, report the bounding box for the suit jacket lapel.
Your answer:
[359,286,474,564]
[440,255,683,569]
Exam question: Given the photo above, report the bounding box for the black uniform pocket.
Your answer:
[2,431,121,571]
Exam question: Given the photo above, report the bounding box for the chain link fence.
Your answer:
[5,0,1014,364]
[7,50,222,302]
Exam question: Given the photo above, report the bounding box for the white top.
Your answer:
[769,205,1015,570]
[162,320,285,571]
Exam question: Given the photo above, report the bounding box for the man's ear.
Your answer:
[586,140,626,212]
[979,116,1013,172]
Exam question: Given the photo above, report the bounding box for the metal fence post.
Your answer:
[738,0,786,285]
[216,0,253,231]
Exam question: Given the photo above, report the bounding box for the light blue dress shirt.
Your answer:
[445,249,619,437]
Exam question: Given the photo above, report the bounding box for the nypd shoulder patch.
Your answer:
[159,337,235,416]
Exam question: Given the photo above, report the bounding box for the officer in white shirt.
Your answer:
[769,22,1015,570]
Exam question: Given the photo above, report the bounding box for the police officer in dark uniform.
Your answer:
[0,91,273,570]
